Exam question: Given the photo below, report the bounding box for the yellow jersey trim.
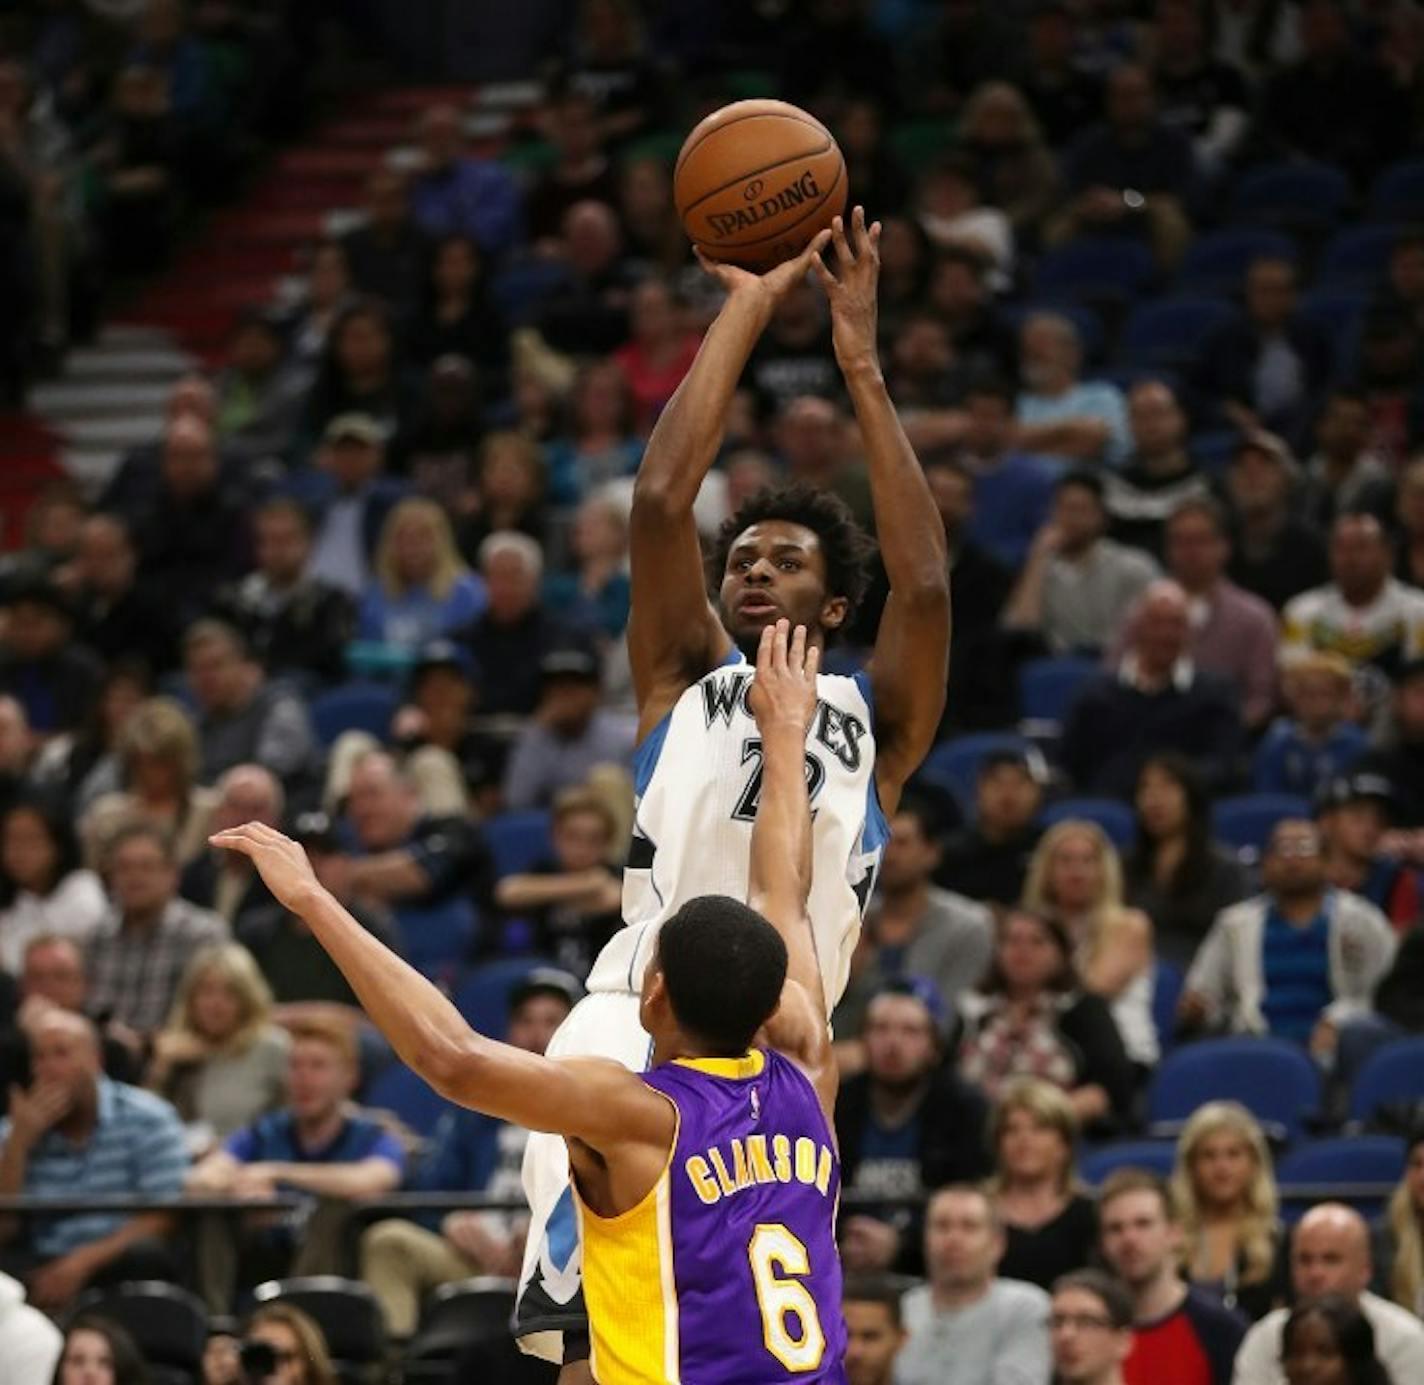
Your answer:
[672,1049,767,1080]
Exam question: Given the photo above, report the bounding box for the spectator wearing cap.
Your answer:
[71,513,176,677]
[297,414,408,600]
[1254,653,1367,800]
[460,532,567,718]
[501,642,633,812]
[86,822,228,1043]
[833,801,994,1062]
[1179,818,1396,1049]
[0,571,103,737]
[836,981,990,1277]
[1192,257,1333,452]
[209,498,355,689]
[183,620,317,794]
[1283,514,1424,691]
[356,498,487,659]
[1004,471,1159,656]
[359,969,578,1336]
[494,788,623,978]
[1317,774,1419,935]
[1112,498,1280,732]
[1357,660,1424,827]
[339,749,492,973]
[1104,382,1212,561]
[936,749,1045,908]
[1061,581,1242,799]
[1223,432,1328,613]
[132,416,250,620]
[407,104,522,258]
[212,309,306,464]
[1013,315,1131,468]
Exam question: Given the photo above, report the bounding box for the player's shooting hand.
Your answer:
[749,619,820,737]
[696,227,833,306]
[209,823,323,914]
[810,206,881,372]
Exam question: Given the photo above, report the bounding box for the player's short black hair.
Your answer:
[709,483,876,624]
[657,895,788,1056]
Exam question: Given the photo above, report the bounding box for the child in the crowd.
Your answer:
[1253,652,1367,798]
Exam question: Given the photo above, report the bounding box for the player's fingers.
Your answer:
[772,617,790,673]
[804,641,821,683]
[756,620,775,671]
[802,226,832,262]
[852,204,868,249]
[831,213,851,266]
[809,249,836,292]
[869,219,882,252]
[790,623,808,674]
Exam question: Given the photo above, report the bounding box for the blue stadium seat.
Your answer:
[1152,959,1184,1054]
[1211,793,1311,857]
[1277,1136,1406,1222]
[1369,160,1424,222]
[1040,799,1136,850]
[920,734,1036,813]
[1318,225,1402,290]
[1177,229,1297,297]
[1348,1037,1424,1124]
[1298,289,1369,344]
[364,1061,453,1137]
[1228,161,1352,234]
[998,302,1106,362]
[1118,298,1239,372]
[310,682,399,747]
[1018,656,1101,725]
[1032,237,1156,305]
[490,259,574,324]
[252,1279,386,1376]
[1079,1140,1178,1186]
[1147,1038,1321,1144]
[453,956,560,1038]
[1189,429,1244,474]
[398,896,479,980]
[484,810,554,878]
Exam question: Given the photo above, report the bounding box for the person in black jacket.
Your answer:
[836,979,991,1278]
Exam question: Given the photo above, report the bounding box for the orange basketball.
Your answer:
[674,99,847,271]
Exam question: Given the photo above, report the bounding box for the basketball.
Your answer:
[674,99,847,271]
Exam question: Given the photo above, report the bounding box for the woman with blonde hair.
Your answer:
[988,1077,1097,1288]
[80,696,217,868]
[357,496,487,656]
[1383,1128,1424,1318]
[1023,819,1158,1068]
[146,942,289,1144]
[959,81,1062,241]
[1171,1100,1284,1320]
[243,1303,337,1385]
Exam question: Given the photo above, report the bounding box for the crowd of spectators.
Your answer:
[5,0,1424,1380]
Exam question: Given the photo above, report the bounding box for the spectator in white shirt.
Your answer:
[0,799,106,975]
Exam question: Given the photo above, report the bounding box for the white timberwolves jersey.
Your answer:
[584,651,888,1009]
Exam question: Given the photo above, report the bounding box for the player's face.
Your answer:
[1050,1287,1129,1385]
[718,520,844,650]
[842,1301,905,1385]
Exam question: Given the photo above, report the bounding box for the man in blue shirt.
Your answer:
[187,1014,404,1306]
[359,969,579,1336]
[0,1010,188,1311]
[408,105,522,258]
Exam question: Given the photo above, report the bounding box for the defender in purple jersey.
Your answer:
[211,620,846,1385]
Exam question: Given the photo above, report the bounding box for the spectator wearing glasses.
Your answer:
[1178,819,1396,1049]
[1050,1269,1135,1385]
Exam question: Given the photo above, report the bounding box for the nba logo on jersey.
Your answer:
[586,652,888,1008]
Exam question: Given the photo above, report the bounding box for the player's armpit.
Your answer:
[762,979,838,1121]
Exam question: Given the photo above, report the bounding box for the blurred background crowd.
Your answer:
[5,0,1424,1382]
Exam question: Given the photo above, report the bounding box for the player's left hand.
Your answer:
[810,205,881,371]
[210,822,323,914]
[749,619,820,736]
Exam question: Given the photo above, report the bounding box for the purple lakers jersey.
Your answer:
[574,1049,848,1385]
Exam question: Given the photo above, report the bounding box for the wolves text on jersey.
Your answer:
[700,671,867,772]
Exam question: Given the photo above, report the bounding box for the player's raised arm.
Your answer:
[208,825,670,1150]
[628,233,831,738]
[747,620,836,1114]
[812,208,950,813]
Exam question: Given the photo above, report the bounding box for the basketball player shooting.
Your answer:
[211,621,848,1385]
[518,205,949,1367]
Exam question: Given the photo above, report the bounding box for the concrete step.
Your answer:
[52,415,162,450]
[61,447,124,495]
[61,345,194,383]
[31,381,174,419]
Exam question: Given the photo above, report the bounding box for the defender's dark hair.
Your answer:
[658,895,788,1055]
[709,482,876,628]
